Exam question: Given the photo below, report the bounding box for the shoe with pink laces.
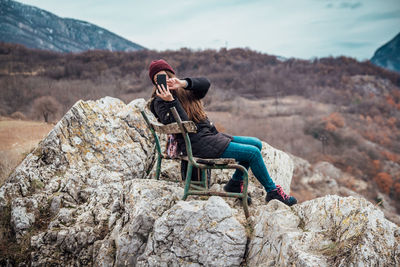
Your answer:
[266,185,297,206]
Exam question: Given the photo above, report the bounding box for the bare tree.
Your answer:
[32,96,60,122]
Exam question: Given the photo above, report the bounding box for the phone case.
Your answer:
[157,74,167,89]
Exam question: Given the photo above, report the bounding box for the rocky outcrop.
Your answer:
[0,96,399,266]
[290,154,400,225]
[247,195,400,266]
[137,196,247,267]
[0,97,161,265]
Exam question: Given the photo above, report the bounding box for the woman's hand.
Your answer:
[167,78,188,90]
[156,83,174,102]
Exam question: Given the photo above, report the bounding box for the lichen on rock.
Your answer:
[247,195,400,266]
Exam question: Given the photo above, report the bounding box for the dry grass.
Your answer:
[0,118,53,185]
[207,95,331,159]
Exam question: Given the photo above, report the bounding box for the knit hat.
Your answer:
[148,59,175,84]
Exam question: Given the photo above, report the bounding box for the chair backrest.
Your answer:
[140,108,197,160]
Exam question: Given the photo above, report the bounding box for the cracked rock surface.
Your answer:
[137,196,247,267]
[247,195,400,266]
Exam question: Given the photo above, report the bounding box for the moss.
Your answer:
[0,198,54,265]
[34,202,52,231]
[31,179,45,190]
[297,217,306,231]
[320,227,365,265]
[244,221,254,239]
[320,242,340,257]
[0,204,32,265]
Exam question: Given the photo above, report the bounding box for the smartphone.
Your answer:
[156,74,167,94]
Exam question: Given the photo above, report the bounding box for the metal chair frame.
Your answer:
[141,107,249,218]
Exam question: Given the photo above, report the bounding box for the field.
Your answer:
[0,118,53,185]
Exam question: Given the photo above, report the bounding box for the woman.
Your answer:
[148,59,297,206]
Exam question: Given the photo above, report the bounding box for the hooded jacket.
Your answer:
[150,77,233,159]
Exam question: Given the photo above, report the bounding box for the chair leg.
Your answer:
[201,169,208,190]
[155,154,162,180]
[182,162,193,200]
[241,171,250,218]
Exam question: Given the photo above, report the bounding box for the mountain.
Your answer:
[0,0,145,52]
[371,32,400,73]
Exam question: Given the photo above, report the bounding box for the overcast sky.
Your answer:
[18,0,400,61]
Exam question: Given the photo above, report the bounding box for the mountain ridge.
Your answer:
[371,32,400,73]
[0,0,145,52]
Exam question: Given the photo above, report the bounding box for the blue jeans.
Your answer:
[220,136,276,192]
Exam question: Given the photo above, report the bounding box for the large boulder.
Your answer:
[247,195,400,266]
[3,96,398,266]
[0,97,292,265]
[0,97,163,265]
[137,196,247,267]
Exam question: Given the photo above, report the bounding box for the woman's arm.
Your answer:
[168,77,211,100]
[183,77,210,99]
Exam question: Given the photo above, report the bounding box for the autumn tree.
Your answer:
[32,96,60,122]
[374,172,393,194]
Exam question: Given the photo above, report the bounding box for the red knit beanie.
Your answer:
[148,59,175,84]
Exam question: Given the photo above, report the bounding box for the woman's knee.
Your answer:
[246,146,263,161]
[251,137,263,151]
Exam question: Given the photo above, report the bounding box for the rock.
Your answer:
[290,154,400,225]
[260,142,294,194]
[0,97,171,265]
[2,96,398,266]
[247,195,400,266]
[30,179,183,266]
[137,196,247,267]
[10,197,37,239]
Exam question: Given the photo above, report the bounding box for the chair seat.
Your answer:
[180,156,237,165]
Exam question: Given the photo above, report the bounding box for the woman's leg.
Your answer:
[220,141,276,192]
[230,136,262,181]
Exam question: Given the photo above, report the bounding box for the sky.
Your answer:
[17,0,400,61]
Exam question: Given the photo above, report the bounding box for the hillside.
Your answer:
[0,43,400,217]
[0,0,145,52]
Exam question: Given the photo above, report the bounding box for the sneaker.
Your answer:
[224,179,252,205]
[266,185,297,206]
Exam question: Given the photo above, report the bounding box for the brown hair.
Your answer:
[152,71,207,123]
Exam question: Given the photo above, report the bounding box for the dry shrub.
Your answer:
[323,112,345,128]
[381,150,400,163]
[10,111,26,120]
[32,96,60,122]
[387,117,397,128]
[374,172,393,194]
[394,183,400,196]
[372,160,381,171]
[0,108,7,116]
[325,122,337,132]
[0,151,17,186]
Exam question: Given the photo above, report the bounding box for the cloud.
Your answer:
[357,10,400,22]
[339,2,362,9]
[325,1,362,10]
[336,41,373,49]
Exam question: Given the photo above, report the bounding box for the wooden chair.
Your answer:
[141,107,249,218]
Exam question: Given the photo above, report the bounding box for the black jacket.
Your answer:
[150,77,233,159]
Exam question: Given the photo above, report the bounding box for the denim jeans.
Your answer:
[220,136,276,192]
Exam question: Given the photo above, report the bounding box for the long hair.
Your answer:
[151,71,207,123]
